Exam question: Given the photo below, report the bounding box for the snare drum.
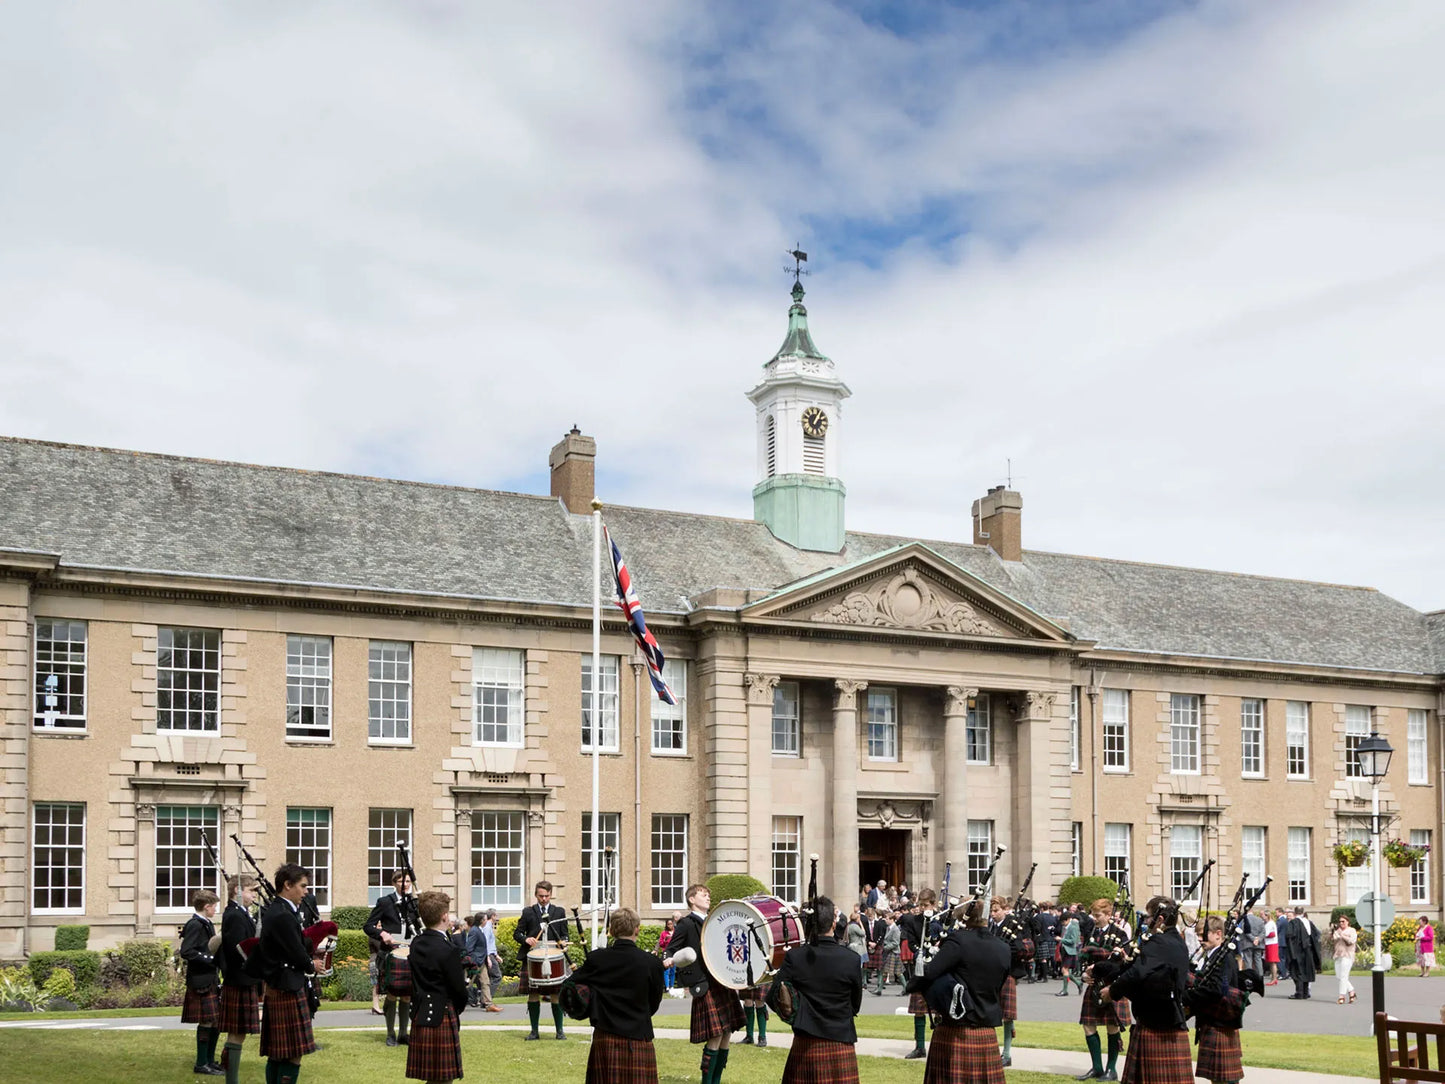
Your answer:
[700,895,802,990]
[526,944,572,988]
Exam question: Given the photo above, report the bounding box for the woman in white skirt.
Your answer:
[1327,916,1358,1004]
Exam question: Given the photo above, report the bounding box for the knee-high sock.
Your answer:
[1085,1032,1104,1075]
[1003,1020,1014,1059]
[397,999,409,1040]
[196,1026,210,1068]
[277,1063,301,1084]
[527,1000,541,1034]
[1061,975,1072,994]
[757,1005,767,1039]
[712,1048,730,1084]
[265,1060,279,1084]
[744,1006,755,1039]
[224,1041,243,1084]
[551,1002,565,1035]
[1106,1031,1121,1072]
[383,999,396,1040]
[699,1047,716,1082]
[204,1027,220,1065]
[913,1015,926,1051]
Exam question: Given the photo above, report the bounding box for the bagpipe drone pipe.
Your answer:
[922,845,1006,1023]
[1185,875,1272,1029]
[765,853,819,1025]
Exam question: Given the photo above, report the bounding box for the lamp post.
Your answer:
[1356,730,1394,1022]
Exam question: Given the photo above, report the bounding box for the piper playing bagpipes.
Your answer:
[1185,875,1271,1084]
[1098,895,1193,1084]
[364,849,423,1047]
[990,860,1037,1067]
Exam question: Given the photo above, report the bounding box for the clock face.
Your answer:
[801,406,829,438]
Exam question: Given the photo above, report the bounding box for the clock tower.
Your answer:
[746,278,851,551]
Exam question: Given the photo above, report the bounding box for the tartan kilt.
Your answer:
[1080,989,1129,1028]
[999,974,1018,1021]
[1120,1026,1193,1084]
[740,982,769,1003]
[586,1029,657,1084]
[406,1005,463,1081]
[689,984,745,1043]
[782,1033,859,1084]
[381,952,413,998]
[181,984,221,1027]
[1195,1025,1244,1083]
[923,1025,1005,1084]
[908,991,929,1015]
[260,988,317,1060]
[218,983,261,1035]
[866,945,882,971]
[517,965,559,999]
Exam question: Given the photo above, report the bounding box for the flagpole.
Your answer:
[590,499,603,951]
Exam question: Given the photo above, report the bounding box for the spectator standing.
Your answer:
[1418,916,1436,977]
[1058,910,1082,995]
[1327,916,1357,1004]
[1241,907,1265,978]
[658,917,676,991]
[846,908,868,974]
[1263,911,1280,986]
[1284,908,1321,999]
[1275,907,1293,982]
[481,910,502,994]
[881,912,902,988]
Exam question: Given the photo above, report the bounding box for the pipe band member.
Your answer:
[570,907,666,1084]
[1101,896,1192,1084]
[664,883,745,1084]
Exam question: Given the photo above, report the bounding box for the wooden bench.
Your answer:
[1377,1012,1445,1082]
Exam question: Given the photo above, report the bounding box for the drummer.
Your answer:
[513,879,570,1041]
[664,884,746,1084]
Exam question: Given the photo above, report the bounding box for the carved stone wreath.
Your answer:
[811,566,1007,636]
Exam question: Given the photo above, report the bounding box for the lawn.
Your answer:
[0,1028,1064,1084]
[0,1002,375,1021]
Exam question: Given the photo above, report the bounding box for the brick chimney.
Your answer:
[972,485,1022,561]
[549,426,596,513]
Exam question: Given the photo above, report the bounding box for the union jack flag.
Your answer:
[603,525,676,705]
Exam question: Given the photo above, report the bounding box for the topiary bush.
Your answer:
[54,925,90,951]
[336,930,370,962]
[707,874,767,903]
[28,950,101,988]
[330,906,371,930]
[1057,876,1119,908]
[119,939,172,984]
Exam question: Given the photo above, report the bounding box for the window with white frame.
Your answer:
[368,641,412,743]
[581,811,621,906]
[474,647,525,746]
[651,814,688,907]
[1170,694,1201,774]
[966,693,991,764]
[471,811,525,908]
[650,660,687,755]
[157,628,221,733]
[1343,826,1371,900]
[1103,822,1131,887]
[368,808,412,904]
[1287,827,1310,903]
[286,808,331,907]
[866,688,898,761]
[1409,709,1429,785]
[286,635,332,741]
[1170,825,1203,903]
[581,655,620,751]
[33,620,87,730]
[1242,826,1266,889]
[1070,687,1080,771]
[1286,702,1310,778]
[1411,829,1431,904]
[967,820,993,894]
[155,805,219,910]
[32,803,85,912]
[1345,705,1371,778]
[1103,689,1129,772]
[1240,698,1264,777]
[772,682,800,757]
[771,816,802,905]
[1071,822,1082,878]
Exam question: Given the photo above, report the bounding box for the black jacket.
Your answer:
[1283,917,1321,982]
[907,927,1010,1028]
[1110,927,1189,1030]
[571,939,665,1041]
[409,928,468,1019]
[513,902,570,947]
[257,897,315,992]
[179,913,219,991]
[364,891,419,946]
[219,900,259,988]
[669,911,708,987]
[774,936,863,1043]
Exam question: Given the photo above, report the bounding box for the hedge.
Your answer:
[28,950,101,988]
[707,874,767,903]
[330,906,371,931]
[336,930,370,963]
[54,925,89,951]
[1057,876,1119,908]
[118,939,173,983]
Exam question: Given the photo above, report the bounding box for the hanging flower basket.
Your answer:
[1384,838,1428,868]
[1333,841,1369,868]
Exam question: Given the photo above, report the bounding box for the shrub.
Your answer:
[320,982,343,1002]
[330,906,371,931]
[71,984,101,1009]
[330,957,374,1002]
[707,875,767,904]
[119,939,172,983]
[496,917,521,976]
[336,930,370,962]
[1381,916,1420,953]
[1392,943,1418,968]
[635,924,661,955]
[1057,877,1119,908]
[98,952,130,989]
[0,966,43,1011]
[40,967,77,1002]
[28,950,101,989]
[54,925,90,951]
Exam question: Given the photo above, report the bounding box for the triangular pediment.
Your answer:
[742,543,1073,643]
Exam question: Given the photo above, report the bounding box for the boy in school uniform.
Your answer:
[180,889,224,1076]
[406,890,469,1084]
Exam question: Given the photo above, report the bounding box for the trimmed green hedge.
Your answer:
[54,925,89,951]
[335,930,370,963]
[707,874,767,903]
[1057,876,1119,908]
[330,906,371,931]
[28,950,101,988]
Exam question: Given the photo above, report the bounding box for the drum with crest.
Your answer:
[700,895,802,990]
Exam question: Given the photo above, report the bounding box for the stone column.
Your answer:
[745,674,780,880]
[0,581,31,957]
[832,680,866,904]
[1017,691,1061,897]
[135,802,156,936]
[943,686,977,899]
[454,809,472,910]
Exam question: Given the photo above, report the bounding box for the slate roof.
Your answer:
[0,436,1438,676]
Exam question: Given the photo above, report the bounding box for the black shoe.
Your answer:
[554,1032,566,1041]
[194,1067,225,1077]
[1002,1055,1012,1067]
[1104,1070,1119,1081]
[524,1032,540,1041]
[905,1048,926,1059]
[386,1036,398,1047]
[740,1036,754,1045]
[1076,1070,1102,1080]
[757,1038,767,1048]
[398,1035,409,1045]
[1056,990,1070,997]
[207,1064,224,1073]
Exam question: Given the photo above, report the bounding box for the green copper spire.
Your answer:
[770,280,829,363]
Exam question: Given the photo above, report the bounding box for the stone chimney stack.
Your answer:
[972,485,1022,561]
[549,426,596,513]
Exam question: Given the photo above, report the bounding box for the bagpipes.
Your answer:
[231,833,338,979]
[394,841,424,939]
[925,845,1006,1024]
[1186,874,1272,1029]
[200,833,228,957]
[998,862,1039,966]
[1089,860,1214,992]
[560,845,618,1020]
[767,853,819,1025]
[915,857,956,976]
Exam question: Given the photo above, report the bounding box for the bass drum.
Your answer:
[700,895,802,990]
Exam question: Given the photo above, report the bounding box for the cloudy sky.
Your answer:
[1,0,1441,611]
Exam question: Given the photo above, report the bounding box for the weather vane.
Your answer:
[785,245,810,285]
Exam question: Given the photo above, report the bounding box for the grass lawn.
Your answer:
[0,1027,1065,1084]
[0,1002,375,1021]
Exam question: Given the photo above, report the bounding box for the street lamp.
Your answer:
[1356,730,1393,1023]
